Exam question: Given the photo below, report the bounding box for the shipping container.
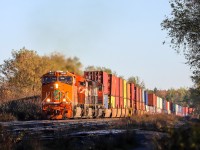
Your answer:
[148,93,156,106]
[123,80,127,99]
[136,101,140,110]
[185,107,188,116]
[127,99,130,108]
[124,98,127,108]
[141,102,145,111]
[160,98,163,110]
[162,100,166,111]
[127,84,131,100]
[144,91,148,105]
[110,96,115,108]
[120,97,124,108]
[115,77,120,97]
[119,78,123,98]
[84,71,109,95]
[135,87,140,102]
[108,74,117,96]
[142,89,145,103]
[130,83,135,108]
[139,88,142,102]
[115,96,120,108]
[103,94,108,109]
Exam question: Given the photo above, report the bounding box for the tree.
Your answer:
[85,65,117,75]
[161,0,200,111]
[0,48,48,99]
[161,0,200,86]
[127,76,145,88]
[0,49,83,100]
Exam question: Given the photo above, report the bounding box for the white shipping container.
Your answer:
[168,110,171,114]
[160,98,163,110]
[176,104,179,113]
[157,97,160,108]
[145,105,149,112]
[167,102,170,111]
[142,89,145,103]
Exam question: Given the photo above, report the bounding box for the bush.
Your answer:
[0,97,43,121]
[153,121,200,150]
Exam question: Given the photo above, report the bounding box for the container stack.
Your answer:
[127,83,131,108]
[119,78,124,108]
[84,71,109,108]
[123,80,127,108]
[144,91,148,112]
[115,77,120,108]
[156,97,161,113]
[148,93,156,114]
[130,83,135,110]
[108,74,116,108]
[134,86,140,113]
[141,89,145,113]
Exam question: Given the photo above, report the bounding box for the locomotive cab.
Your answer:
[42,71,75,119]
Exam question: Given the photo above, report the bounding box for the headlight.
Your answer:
[55,83,58,89]
[46,98,51,102]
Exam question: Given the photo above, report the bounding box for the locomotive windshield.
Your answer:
[42,76,57,84]
[58,76,73,85]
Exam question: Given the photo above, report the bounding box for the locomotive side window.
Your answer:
[42,76,57,84]
[59,76,73,85]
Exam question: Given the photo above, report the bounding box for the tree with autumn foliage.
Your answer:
[0,48,83,101]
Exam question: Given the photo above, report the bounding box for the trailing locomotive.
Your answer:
[41,71,192,119]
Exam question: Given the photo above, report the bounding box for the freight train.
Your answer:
[41,71,193,119]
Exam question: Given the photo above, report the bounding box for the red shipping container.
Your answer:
[115,77,120,97]
[142,102,145,111]
[127,84,131,100]
[130,83,135,108]
[115,96,120,108]
[148,93,156,106]
[182,107,186,115]
[130,83,135,100]
[188,108,193,114]
[155,96,157,108]
[119,97,124,108]
[165,101,169,110]
[140,102,142,110]
[135,87,140,102]
[186,107,188,114]
[119,78,123,98]
[136,101,140,110]
[139,88,142,102]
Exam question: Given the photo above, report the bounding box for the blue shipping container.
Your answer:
[144,91,148,105]
[103,95,109,109]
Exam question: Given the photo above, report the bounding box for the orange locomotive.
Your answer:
[41,71,104,119]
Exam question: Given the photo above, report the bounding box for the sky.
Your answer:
[0,0,193,89]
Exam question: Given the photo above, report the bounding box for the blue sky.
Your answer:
[0,0,193,89]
